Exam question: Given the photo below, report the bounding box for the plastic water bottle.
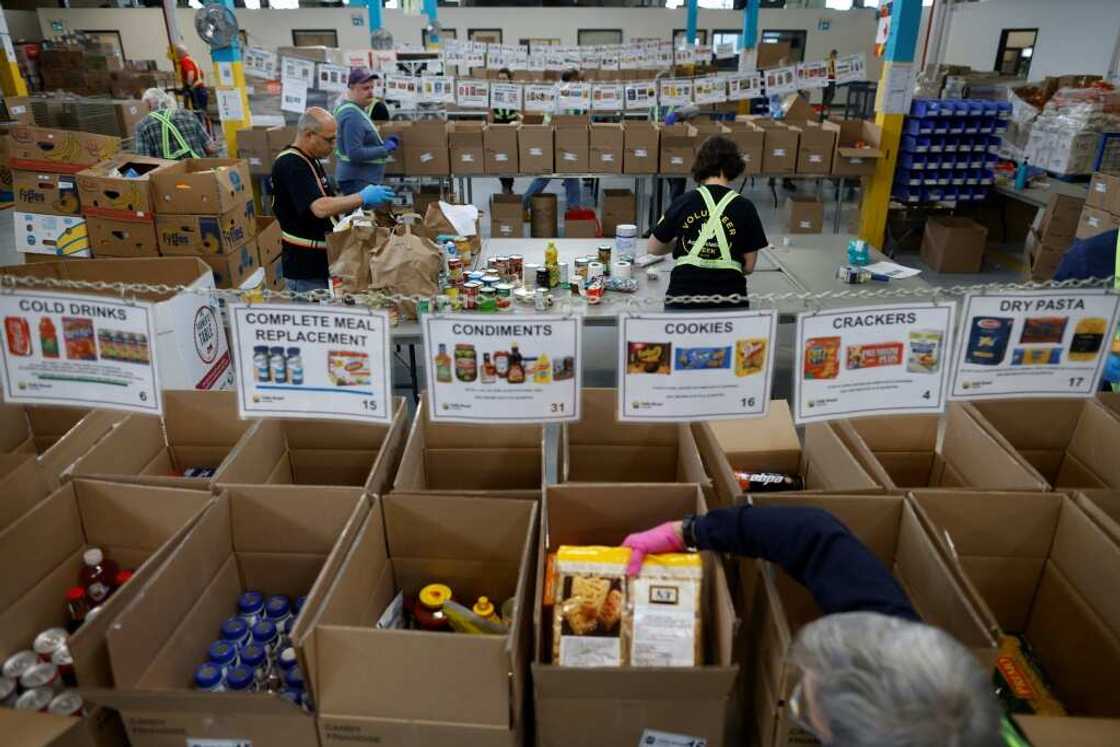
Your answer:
[1014,159,1029,191]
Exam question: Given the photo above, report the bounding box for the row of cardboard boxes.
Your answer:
[37,46,174,99]
[1025,171,1120,281]
[237,116,885,178]
[1,389,1120,747]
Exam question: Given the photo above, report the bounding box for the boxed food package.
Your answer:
[491,193,524,239]
[448,121,485,175]
[747,492,998,747]
[155,199,257,256]
[518,124,554,174]
[726,121,764,175]
[218,399,407,496]
[235,126,274,176]
[793,122,837,175]
[761,123,799,174]
[85,216,160,259]
[1076,205,1120,240]
[13,171,81,216]
[966,398,1120,489]
[295,492,537,747]
[601,188,636,237]
[150,158,253,216]
[483,122,519,174]
[659,123,696,175]
[256,216,282,267]
[403,120,450,176]
[785,195,823,234]
[85,486,368,747]
[200,241,261,289]
[1086,172,1120,216]
[0,403,120,492]
[535,484,737,746]
[13,211,89,257]
[832,119,884,177]
[7,126,120,174]
[921,215,988,272]
[393,395,544,498]
[589,122,624,174]
[0,258,234,390]
[76,155,182,220]
[623,121,659,174]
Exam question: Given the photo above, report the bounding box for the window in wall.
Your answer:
[469,29,502,44]
[995,28,1037,78]
[711,30,742,54]
[79,31,124,62]
[673,29,708,47]
[292,30,338,48]
[578,30,623,47]
[760,29,806,63]
[423,27,455,48]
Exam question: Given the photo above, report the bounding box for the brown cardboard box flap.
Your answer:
[1015,715,1120,746]
[151,158,253,215]
[531,662,737,697]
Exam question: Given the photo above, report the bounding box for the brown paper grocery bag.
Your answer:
[369,222,441,318]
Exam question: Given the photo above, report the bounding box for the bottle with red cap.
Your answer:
[79,548,119,605]
[65,587,89,634]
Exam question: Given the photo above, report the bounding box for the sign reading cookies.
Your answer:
[949,290,1120,400]
[228,303,392,424]
[423,313,581,423]
[617,310,776,422]
[795,302,956,424]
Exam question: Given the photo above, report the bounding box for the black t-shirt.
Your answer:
[271,146,334,281]
[652,184,768,306]
[370,100,390,122]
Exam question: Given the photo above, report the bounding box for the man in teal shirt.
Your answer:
[334,67,399,196]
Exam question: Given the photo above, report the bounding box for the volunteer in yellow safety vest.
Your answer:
[647,134,769,310]
[134,87,217,160]
[270,108,394,294]
[333,67,399,196]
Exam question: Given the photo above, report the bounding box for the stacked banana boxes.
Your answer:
[76,154,184,260]
[9,126,121,259]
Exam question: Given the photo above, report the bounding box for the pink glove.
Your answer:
[622,521,685,576]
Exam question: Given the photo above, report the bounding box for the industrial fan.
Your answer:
[194,1,239,50]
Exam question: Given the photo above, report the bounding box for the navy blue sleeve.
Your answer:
[338,111,385,164]
[693,505,920,621]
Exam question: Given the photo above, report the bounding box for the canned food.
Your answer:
[534,288,549,311]
[435,294,451,313]
[588,261,604,279]
[47,689,83,717]
[570,276,584,297]
[559,262,570,287]
[3,651,39,680]
[467,271,486,283]
[523,263,540,289]
[462,281,482,310]
[536,268,550,290]
[495,283,513,311]
[597,244,612,274]
[494,256,509,279]
[5,317,31,357]
[0,675,16,707]
[446,286,461,311]
[34,628,68,662]
[574,257,591,279]
[447,257,463,282]
[51,646,77,688]
[20,662,61,692]
[454,236,472,262]
[15,687,53,712]
[478,287,497,313]
[481,273,501,288]
[486,257,499,272]
[509,255,524,281]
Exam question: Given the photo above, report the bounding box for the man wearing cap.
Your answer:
[334,67,399,196]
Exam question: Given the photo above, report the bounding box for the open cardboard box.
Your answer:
[75,155,182,221]
[0,452,54,533]
[68,390,254,490]
[0,402,121,485]
[394,396,544,499]
[965,398,1120,489]
[85,485,367,747]
[911,490,1120,739]
[1076,489,1120,544]
[821,404,1049,491]
[554,115,589,174]
[150,158,253,216]
[831,119,883,177]
[725,121,764,175]
[7,125,120,174]
[297,492,537,747]
[218,397,406,496]
[534,483,738,747]
[448,120,485,175]
[747,493,998,747]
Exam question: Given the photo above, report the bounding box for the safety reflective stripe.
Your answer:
[273,147,336,246]
[332,101,386,164]
[148,111,200,160]
[674,186,744,272]
[1001,716,1031,747]
[281,231,326,249]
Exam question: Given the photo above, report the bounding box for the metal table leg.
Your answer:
[408,343,419,403]
[834,177,844,234]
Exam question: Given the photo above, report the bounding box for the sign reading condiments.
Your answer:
[229,303,392,424]
[617,311,776,422]
[423,314,582,423]
[950,290,1120,400]
[795,302,956,424]
[0,290,161,414]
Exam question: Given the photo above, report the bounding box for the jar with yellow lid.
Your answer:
[414,583,453,631]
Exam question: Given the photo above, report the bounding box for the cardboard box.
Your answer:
[256,215,282,266]
[266,125,297,160]
[518,124,554,174]
[912,490,1120,730]
[86,486,368,747]
[660,123,696,175]
[601,188,636,236]
[921,215,988,272]
[264,253,285,293]
[76,155,182,220]
[0,403,121,496]
[534,484,738,746]
[300,493,537,747]
[793,121,837,175]
[1077,205,1120,240]
[491,193,524,239]
[565,212,599,238]
[589,122,624,174]
[1086,172,1120,216]
[69,390,254,490]
[1039,192,1086,241]
[13,170,81,216]
[7,126,120,174]
[1,259,234,393]
[110,100,147,140]
[623,121,659,174]
[785,195,823,234]
[967,399,1120,489]
[85,215,160,259]
[483,122,519,174]
[747,492,998,747]
[448,120,485,175]
[554,115,589,173]
[156,197,257,256]
[235,126,273,176]
[394,396,543,498]
[402,120,449,176]
[200,240,261,289]
[762,124,799,174]
[378,122,410,177]
[150,158,253,215]
[832,119,884,177]
[725,121,764,175]
[218,398,407,496]
[13,211,90,257]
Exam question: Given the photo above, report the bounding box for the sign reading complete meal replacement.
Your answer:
[0,290,161,414]
[794,302,956,424]
[618,311,776,422]
[229,303,392,424]
[423,314,582,423]
[949,290,1120,400]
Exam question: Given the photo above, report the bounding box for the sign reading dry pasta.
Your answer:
[794,302,956,424]
[618,311,776,422]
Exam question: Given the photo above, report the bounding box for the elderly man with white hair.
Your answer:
[134,87,216,160]
[624,504,1018,747]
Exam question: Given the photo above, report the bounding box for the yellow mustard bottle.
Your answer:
[472,596,498,622]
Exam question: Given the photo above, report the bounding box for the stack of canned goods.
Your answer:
[2,627,83,715]
[192,590,312,711]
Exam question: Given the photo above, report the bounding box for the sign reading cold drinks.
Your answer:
[0,290,161,414]
[423,314,582,423]
[618,311,776,422]
[950,290,1120,400]
[229,303,392,424]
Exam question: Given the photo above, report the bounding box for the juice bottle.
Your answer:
[545,242,559,288]
[434,343,452,383]
[39,318,59,358]
[79,548,119,605]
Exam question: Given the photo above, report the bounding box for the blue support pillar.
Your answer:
[686,0,698,45]
[423,0,438,25]
[741,0,759,51]
[350,0,382,33]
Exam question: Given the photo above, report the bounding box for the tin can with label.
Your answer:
[495,283,513,311]
[536,268,550,290]
[534,288,549,311]
[33,628,68,663]
[574,257,591,279]
[446,286,461,311]
[523,263,540,289]
[486,257,499,273]
[509,255,524,282]
[20,662,61,693]
[462,281,482,310]
[47,689,83,717]
[467,271,486,283]
[588,261,604,279]
[447,257,463,283]
[494,256,509,280]
[3,651,39,681]
[597,244,612,275]
[435,294,452,313]
[570,275,584,297]
[15,687,53,712]
[481,273,501,288]
[51,646,76,688]
[479,287,498,312]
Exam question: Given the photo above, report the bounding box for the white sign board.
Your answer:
[949,290,1120,400]
[229,304,392,424]
[344,49,372,68]
[835,53,867,84]
[727,73,764,101]
[280,79,307,113]
[385,74,417,104]
[618,311,777,422]
[764,65,798,95]
[216,89,244,122]
[693,76,726,105]
[0,291,161,414]
[216,62,234,87]
[794,303,957,424]
[524,83,558,113]
[317,63,349,93]
[280,57,315,85]
[796,60,830,90]
[591,84,623,112]
[490,82,524,111]
[423,314,582,423]
[420,75,456,103]
[456,79,490,109]
[879,61,915,115]
[557,82,591,112]
[658,79,693,108]
[624,81,657,111]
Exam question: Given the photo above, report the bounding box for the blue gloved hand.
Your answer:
[360,184,395,207]
[383,135,400,152]
[664,111,679,126]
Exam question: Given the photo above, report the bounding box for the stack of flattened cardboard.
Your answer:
[1025,192,1085,281]
[77,154,183,260]
[1075,172,1120,241]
